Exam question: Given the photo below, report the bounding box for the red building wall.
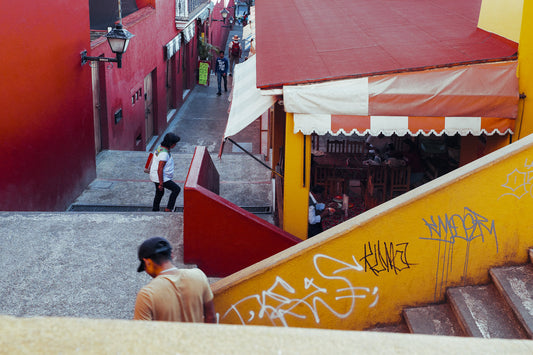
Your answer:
[209,0,234,62]
[89,0,211,151]
[0,1,96,211]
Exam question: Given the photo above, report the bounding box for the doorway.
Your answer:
[91,63,102,154]
[166,56,176,115]
[144,71,155,147]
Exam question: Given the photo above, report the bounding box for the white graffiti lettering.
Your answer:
[500,159,533,199]
[219,254,378,327]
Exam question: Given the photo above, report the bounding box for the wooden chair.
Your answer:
[345,141,368,156]
[363,175,378,209]
[389,166,411,199]
[325,177,345,197]
[366,165,388,204]
[326,139,345,154]
[313,166,335,189]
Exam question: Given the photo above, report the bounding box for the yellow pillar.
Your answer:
[283,113,311,240]
[478,0,523,42]
[518,1,533,139]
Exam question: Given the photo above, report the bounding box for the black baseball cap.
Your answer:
[137,237,172,272]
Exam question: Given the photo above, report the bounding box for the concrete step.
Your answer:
[366,322,409,333]
[403,303,465,336]
[490,264,533,338]
[0,212,184,320]
[78,150,273,211]
[447,284,529,339]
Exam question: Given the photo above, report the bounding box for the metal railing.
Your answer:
[176,0,209,20]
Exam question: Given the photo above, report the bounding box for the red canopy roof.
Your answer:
[255,0,518,89]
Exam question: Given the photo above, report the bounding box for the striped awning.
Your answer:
[286,61,518,136]
[293,114,516,136]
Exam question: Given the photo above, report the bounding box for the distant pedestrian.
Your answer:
[149,133,181,212]
[249,38,256,57]
[228,35,242,76]
[215,50,228,96]
[134,236,216,322]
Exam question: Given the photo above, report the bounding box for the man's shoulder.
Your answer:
[142,276,168,290]
[181,268,208,279]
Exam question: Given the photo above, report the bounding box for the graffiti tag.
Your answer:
[500,158,533,199]
[219,254,378,327]
[420,207,498,300]
[359,241,412,276]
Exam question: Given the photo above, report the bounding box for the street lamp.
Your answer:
[213,8,230,23]
[220,8,230,21]
[81,23,135,68]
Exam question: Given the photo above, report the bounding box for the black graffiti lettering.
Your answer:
[394,242,410,273]
[360,241,412,276]
[362,242,377,275]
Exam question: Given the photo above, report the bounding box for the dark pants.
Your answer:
[217,73,227,93]
[308,223,323,238]
[230,55,239,74]
[153,181,181,211]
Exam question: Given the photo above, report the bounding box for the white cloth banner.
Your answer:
[293,114,331,135]
[283,77,369,115]
[223,55,277,138]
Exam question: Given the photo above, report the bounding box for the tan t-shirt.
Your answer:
[134,268,213,322]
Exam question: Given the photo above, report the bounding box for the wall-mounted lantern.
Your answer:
[81,23,134,69]
[213,8,230,23]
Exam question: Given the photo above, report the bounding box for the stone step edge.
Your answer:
[447,284,529,339]
[67,204,272,213]
[490,265,533,339]
[402,303,465,337]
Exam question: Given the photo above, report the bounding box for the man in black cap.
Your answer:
[134,237,216,322]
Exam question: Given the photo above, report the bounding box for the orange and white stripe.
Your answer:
[285,61,518,136]
[293,114,515,136]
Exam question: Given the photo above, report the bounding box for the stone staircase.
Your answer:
[400,248,533,339]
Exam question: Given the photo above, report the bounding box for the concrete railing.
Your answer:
[2,315,532,354]
[183,146,300,277]
[211,134,533,330]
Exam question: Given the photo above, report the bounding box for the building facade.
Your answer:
[89,0,233,152]
[0,0,233,211]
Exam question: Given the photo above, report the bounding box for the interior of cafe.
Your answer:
[310,132,462,231]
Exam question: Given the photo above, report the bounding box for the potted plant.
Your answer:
[197,38,220,85]
[198,38,219,61]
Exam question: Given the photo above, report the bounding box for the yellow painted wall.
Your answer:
[518,0,533,138]
[478,0,523,42]
[212,135,533,330]
[282,113,311,240]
